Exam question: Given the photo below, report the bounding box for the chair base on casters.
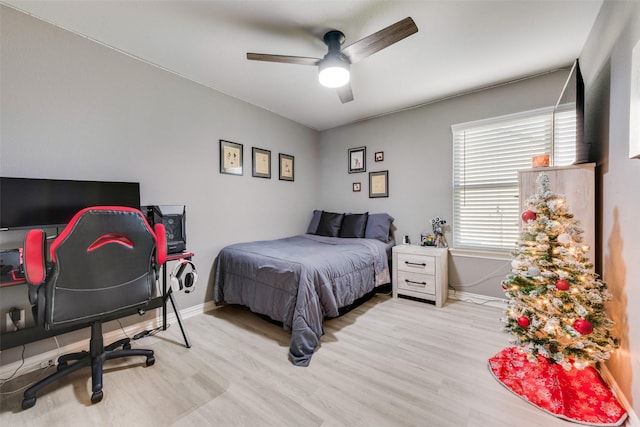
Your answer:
[22,322,155,410]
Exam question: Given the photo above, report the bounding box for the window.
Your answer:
[452,106,576,251]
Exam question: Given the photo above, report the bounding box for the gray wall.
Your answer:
[0,6,317,361]
[581,0,640,415]
[317,70,571,300]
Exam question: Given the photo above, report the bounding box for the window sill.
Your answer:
[448,247,512,261]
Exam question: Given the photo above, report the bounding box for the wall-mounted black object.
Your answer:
[554,59,586,163]
[0,177,140,230]
[141,205,186,254]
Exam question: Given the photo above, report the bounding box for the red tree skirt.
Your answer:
[488,347,627,426]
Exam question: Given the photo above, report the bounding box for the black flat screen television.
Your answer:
[555,59,586,164]
[0,177,141,230]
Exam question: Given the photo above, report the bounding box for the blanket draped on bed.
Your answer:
[213,234,390,366]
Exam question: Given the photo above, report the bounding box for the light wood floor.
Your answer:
[0,294,589,426]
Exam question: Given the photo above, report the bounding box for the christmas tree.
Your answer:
[489,173,627,426]
[501,173,618,369]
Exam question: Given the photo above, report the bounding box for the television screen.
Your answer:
[554,59,586,164]
[0,177,141,230]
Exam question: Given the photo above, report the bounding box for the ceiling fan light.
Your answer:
[318,59,350,88]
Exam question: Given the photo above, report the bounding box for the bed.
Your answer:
[213,211,394,366]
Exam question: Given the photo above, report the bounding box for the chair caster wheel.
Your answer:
[22,396,36,410]
[123,342,131,350]
[146,356,155,366]
[57,362,67,372]
[91,390,103,404]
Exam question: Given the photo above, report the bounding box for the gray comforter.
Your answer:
[213,234,390,366]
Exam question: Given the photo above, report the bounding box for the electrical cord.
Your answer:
[0,334,61,395]
[116,318,167,342]
[0,362,55,396]
[116,319,131,340]
[0,345,25,383]
[133,324,167,340]
[448,261,511,288]
[7,307,21,332]
[0,313,26,383]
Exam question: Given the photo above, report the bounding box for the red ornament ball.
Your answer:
[517,316,530,327]
[521,210,537,223]
[573,319,594,335]
[555,279,570,291]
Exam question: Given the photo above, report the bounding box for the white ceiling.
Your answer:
[4,0,603,131]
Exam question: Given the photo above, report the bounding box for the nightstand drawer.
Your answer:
[397,270,435,295]
[397,253,435,275]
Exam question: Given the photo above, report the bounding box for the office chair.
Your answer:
[21,206,167,409]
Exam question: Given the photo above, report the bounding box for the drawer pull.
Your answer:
[405,261,426,267]
[405,279,427,287]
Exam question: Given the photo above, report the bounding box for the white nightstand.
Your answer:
[392,244,448,307]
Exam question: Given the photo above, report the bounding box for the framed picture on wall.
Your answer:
[369,170,388,198]
[279,153,294,181]
[352,182,361,192]
[220,140,243,175]
[375,151,384,162]
[252,147,271,178]
[348,147,366,173]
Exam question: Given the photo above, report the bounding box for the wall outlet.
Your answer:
[5,308,26,332]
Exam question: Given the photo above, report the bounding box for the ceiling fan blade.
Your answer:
[341,17,418,64]
[246,53,320,66]
[337,83,354,104]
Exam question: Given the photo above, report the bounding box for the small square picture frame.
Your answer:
[279,153,294,181]
[220,140,243,175]
[352,182,361,192]
[375,151,384,162]
[348,146,366,173]
[252,147,271,178]
[369,170,389,198]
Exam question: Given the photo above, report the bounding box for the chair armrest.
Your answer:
[23,229,46,285]
[154,223,167,265]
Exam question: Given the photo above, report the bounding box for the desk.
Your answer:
[0,252,194,350]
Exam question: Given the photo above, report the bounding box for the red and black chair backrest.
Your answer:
[23,206,166,330]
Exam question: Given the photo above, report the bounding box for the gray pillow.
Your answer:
[339,213,369,238]
[316,211,344,237]
[306,210,322,234]
[365,213,394,242]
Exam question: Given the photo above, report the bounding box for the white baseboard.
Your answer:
[449,290,638,426]
[0,300,216,379]
[448,289,507,308]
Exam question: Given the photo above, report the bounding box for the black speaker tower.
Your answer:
[141,205,186,254]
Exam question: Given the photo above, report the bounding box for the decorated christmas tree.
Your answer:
[489,173,627,426]
[503,173,618,368]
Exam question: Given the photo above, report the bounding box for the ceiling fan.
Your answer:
[247,17,418,103]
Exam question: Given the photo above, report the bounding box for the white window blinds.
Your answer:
[553,105,578,166]
[452,106,576,251]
